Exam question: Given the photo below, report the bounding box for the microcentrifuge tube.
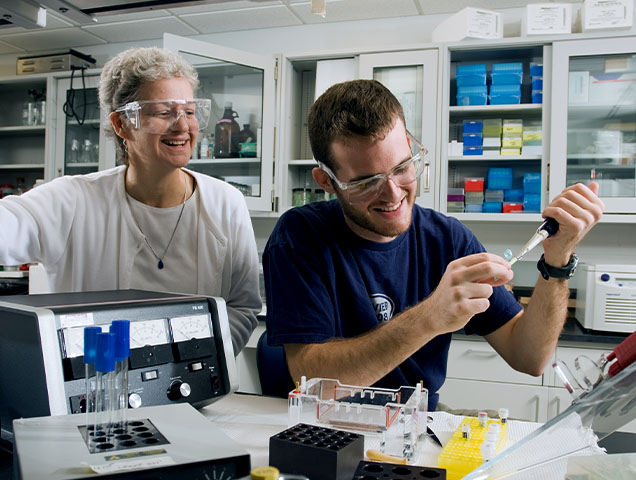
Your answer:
[503,249,513,261]
[110,320,130,431]
[498,408,509,424]
[462,423,471,439]
[478,411,488,428]
[83,327,101,433]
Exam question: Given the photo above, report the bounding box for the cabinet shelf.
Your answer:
[449,155,541,161]
[0,163,44,169]
[0,125,45,135]
[449,104,542,115]
[449,212,544,222]
[66,162,98,168]
[189,158,260,165]
[288,159,316,166]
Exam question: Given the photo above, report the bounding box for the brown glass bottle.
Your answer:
[214,102,240,158]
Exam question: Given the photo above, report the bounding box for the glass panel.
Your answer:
[179,51,264,198]
[566,53,636,199]
[373,65,423,136]
[62,86,100,175]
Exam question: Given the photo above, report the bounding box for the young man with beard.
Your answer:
[263,79,604,410]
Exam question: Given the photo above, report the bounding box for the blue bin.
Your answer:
[530,64,543,77]
[488,167,513,190]
[457,86,488,106]
[489,84,521,105]
[504,188,524,202]
[463,133,483,147]
[463,146,483,156]
[491,62,523,85]
[483,201,503,213]
[456,64,488,87]
[532,91,543,104]
[523,173,541,193]
[531,77,543,90]
[462,120,483,134]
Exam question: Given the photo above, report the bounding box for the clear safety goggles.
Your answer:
[115,98,212,134]
[318,131,428,204]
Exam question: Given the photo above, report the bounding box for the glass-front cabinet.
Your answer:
[0,74,49,196]
[551,37,636,215]
[164,33,276,212]
[359,49,439,209]
[441,43,549,220]
[53,73,112,177]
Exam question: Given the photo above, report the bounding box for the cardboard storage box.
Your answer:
[579,0,634,32]
[432,7,502,42]
[524,3,572,35]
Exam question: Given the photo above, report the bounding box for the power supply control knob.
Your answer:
[168,381,191,401]
[128,393,142,409]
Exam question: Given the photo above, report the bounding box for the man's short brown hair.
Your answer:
[308,79,405,172]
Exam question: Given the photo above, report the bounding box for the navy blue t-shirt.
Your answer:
[263,201,522,410]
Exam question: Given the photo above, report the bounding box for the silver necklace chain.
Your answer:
[128,172,188,270]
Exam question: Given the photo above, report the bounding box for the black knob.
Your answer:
[167,381,191,401]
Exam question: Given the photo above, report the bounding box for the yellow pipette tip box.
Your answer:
[438,416,508,480]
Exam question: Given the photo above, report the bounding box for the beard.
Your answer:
[337,189,415,239]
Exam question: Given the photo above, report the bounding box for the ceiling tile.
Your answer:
[82,16,198,43]
[0,27,107,52]
[168,0,283,15]
[179,5,301,34]
[90,9,171,23]
[289,0,419,24]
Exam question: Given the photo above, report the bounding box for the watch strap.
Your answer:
[537,253,578,280]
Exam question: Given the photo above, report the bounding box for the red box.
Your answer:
[464,177,484,192]
[503,202,523,213]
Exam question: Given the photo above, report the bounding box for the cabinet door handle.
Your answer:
[555,396,561,416]
[532,395,540,422]
[422,161,430,192]
[465,349,497,358]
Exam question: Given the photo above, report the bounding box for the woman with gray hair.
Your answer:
[0,47,261,354]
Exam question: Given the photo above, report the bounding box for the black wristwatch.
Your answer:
[537,253,579,280]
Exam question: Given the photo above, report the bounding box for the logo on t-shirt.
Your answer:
[371,293,395,323]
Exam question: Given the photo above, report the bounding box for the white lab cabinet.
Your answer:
[439,41,550,222]
[164,33,277,212]
[550,37,636,217]
[0,73,50,192]
[277,47,440,213]
[358,49,440,209]
[52,72,116,178]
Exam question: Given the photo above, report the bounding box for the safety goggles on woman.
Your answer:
[318,130,428,204]
[115,98,212,134]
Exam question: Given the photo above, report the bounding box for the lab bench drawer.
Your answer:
[447,339,543,386]
[439,378,549,423]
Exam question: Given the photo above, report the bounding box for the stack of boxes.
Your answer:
[463,119,483,156]
[523,172,541,212]
[501,119,523,156]
[456,64,488,106]
[530,63,543,104]
[464,178,484,213]
[447,187,465,213]
[489,62,523,105]
[522,122,542,155]
[482,119,502,155]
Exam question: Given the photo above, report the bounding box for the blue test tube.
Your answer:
[83,327,101,431]
[110,320,130,431]
[93,332,115,450]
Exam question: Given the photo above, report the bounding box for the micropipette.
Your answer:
[505,217,559,266]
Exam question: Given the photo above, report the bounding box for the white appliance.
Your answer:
[576,264,636,333]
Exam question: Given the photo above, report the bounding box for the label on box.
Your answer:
[583,0,634,29]
[526,4,572,34]
[468,9,502,39]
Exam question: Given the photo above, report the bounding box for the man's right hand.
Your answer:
[422,252,513,335]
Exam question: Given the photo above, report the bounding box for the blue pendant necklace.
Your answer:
[130,172,188,270]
